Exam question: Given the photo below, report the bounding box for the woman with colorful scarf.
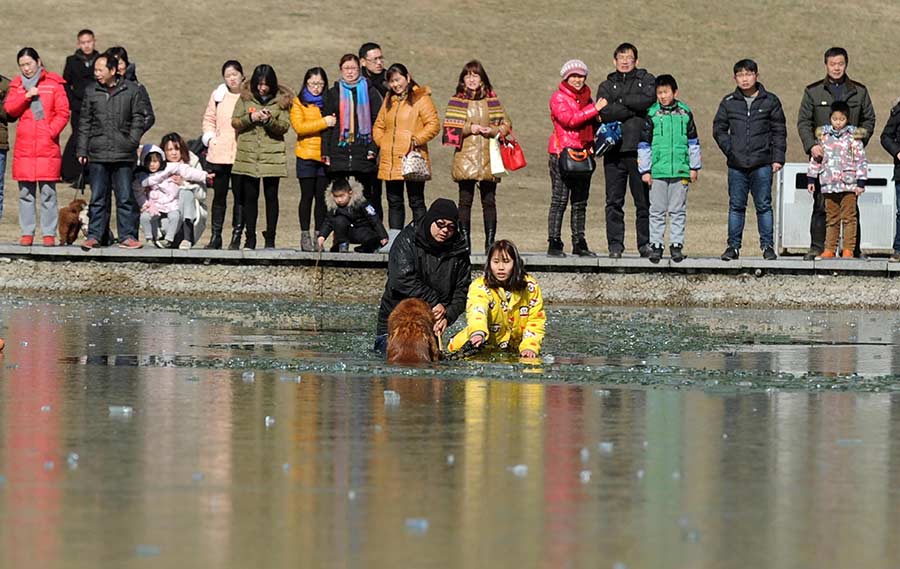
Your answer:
[442,60,511,254]
[373,63,440,235]
[290,67,336,251]
[546,59,607,257]
[321,54,384,220]
[3,47,70,246]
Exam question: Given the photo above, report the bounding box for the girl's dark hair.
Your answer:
[250,64,278,100]
[339,54,360,70]
[143,149,164,169]
[484,239,527,291]
[456,60,493,96]
[222,60,243,77]
[106,46,129,66]
[16,47,41,63]
[160,132,190,163]
[299,67,328,100]
[385,63,419,110]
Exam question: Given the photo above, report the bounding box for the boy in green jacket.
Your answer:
[637,74,701,263]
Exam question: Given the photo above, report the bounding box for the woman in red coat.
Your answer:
[3,48,70,246]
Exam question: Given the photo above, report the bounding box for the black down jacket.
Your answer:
[596,68,656,153]
[76,77,147,163]
[712,83,787,170]
[376,221,471,336]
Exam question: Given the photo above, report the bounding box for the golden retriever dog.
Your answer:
[386,298,440,364]
[58,198,88,245]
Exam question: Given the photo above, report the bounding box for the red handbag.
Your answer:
[499,134,527,171]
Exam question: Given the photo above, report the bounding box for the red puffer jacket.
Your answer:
[547,81,597,154]
[3,71,70,182]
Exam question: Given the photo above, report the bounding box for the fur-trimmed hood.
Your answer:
[816,124,867,140]
[325,179,366,211]
[239,80,294,110]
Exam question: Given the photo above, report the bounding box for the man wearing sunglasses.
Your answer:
[375,198,471,353]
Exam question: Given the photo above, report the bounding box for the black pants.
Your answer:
[603,150,650,252]
[61,110,82,183]
[810,181,863,256]
[208,162,238,222]
[331,215,382,252]
[547,155,590,242]
[351,172,382,221]
[299,175,328,232]
[457,180,497,227]
[385,180,426,229]
[239,175,279,235]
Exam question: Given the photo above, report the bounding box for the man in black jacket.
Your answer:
[880,100,900,261]
[797,47,875,259]
[597,42,656,258]
[77,53,146,250]
[359,42,388,98]
[0,73,9,220]
[713,59,787,261]
[374,198,471,354]
[61,29,99,183]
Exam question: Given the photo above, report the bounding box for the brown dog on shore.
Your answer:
[386,298,440,364]
[58,199,88,245]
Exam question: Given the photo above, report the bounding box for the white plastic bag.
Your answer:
[489,135,508,177]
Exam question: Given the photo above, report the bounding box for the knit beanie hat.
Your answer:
[560,59,589,80]
[424,198,459,226]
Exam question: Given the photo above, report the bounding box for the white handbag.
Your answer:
[401,150,431,182]
[489,134,508,177]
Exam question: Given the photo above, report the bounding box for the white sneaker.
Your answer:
[179,240,192,250]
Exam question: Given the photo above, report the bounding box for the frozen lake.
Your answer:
[0,296,898,568]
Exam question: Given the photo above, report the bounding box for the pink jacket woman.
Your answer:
[547,81,597,154]
[3,70,69,181]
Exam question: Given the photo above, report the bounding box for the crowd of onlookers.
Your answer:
[3,32,900,261]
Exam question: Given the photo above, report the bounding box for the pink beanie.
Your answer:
[560,59,589,80]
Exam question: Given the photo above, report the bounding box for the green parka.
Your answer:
[231,81,293,178]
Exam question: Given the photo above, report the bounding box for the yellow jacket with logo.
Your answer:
[448,275,545,354]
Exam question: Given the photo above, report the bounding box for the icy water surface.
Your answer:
[0,296,898,569]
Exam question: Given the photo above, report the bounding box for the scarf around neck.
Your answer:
[442,90,506,149]
[22,67,45,120]
[338,78,372,146]
[301,86,324,108]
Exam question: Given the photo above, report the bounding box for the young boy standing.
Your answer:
[713,59,787,261]
[637,75,701,263]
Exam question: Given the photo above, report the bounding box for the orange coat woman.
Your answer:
[372,63,440,232]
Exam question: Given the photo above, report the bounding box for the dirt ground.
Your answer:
[3,0,900,257]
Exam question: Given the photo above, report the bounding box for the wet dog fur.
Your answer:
[59,198,89,245]
[386,298,440,364]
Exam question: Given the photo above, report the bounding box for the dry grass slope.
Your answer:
[3,0,900,256]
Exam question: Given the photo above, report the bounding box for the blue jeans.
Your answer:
[727,165,774,250]
[88,162,138,241]
[0,149,7,220]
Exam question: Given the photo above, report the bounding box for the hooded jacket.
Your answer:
[4,70,71,181]
[376,220,471,336]
[202,83,241,165]
[447,275,546,355]
[318,185,388,242]
[231,81,293,178]
[797,76,875,154]
[373,85,440,181]
[134,145,207,215]
[807,125,868,193]
[597,68,656,152]
[713,83,787,170]
[76,76,147,162]
[548,82,598,154]
[321,80,383,174]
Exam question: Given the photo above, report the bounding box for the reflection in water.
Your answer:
[0,297,898,568]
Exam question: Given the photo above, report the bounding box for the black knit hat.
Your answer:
[424,198,459,226]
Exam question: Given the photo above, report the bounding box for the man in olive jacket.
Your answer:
[374,198,471,354]
[597,42,656,258]
[797,47,875,259]
[76,53,147,249]
[0,73,10,221]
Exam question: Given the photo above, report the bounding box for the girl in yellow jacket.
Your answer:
[448,239,545,357]
[372,63,440,232]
